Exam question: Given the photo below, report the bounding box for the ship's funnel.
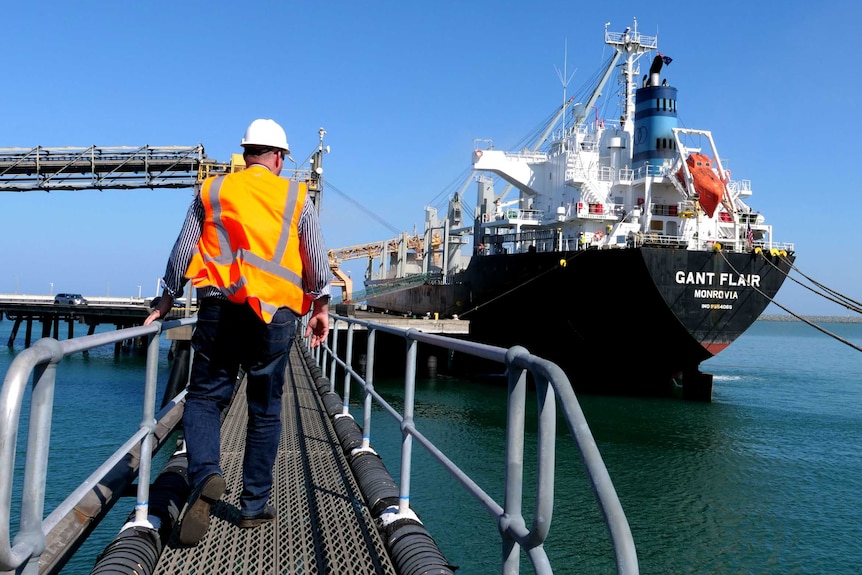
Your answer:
[633,65,678,171]
[649,54,664,87]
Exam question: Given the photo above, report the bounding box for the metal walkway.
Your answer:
[153,346,399,575]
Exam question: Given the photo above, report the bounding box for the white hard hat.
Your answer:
[240,119,290,153]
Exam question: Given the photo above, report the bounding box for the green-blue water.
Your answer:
[1,319,861,574]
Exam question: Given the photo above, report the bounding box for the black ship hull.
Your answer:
[366,247,794,398]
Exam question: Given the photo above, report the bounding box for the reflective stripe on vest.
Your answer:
[186,168,308,322]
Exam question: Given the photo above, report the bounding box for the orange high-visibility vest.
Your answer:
[185,166,310,323]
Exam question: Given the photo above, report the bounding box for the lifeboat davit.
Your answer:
[676,153,725,217]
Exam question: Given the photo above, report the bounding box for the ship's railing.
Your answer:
[651,203,680,217]
[605,28,657,50]
[573,201,622,221]
[563,157,598,183]
[565,160,630,184]
[727,179,752,197]
[306,315,639,575]
[577,139,600,153]
[641,233,689,248]
[681,238,795,253]
[644,234,752,251]
[736,211,759,224]
[0,318,195,574]
[752,241,795,252]
[500,151,549,163]
[565,163,634,187]
[597,166,616,182]
[478,228,558,255]
[490,208,543,223]
[633,164,667,178]
[617,167,634,183]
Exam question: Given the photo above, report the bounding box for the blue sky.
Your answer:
[1,1,859,316]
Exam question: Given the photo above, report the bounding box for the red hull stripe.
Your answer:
[703,342,730,355]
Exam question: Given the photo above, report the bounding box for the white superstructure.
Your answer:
[470,20,792,256]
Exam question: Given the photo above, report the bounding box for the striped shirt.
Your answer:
[160,185,332,305]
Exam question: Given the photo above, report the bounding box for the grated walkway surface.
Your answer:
[153,346,399,575]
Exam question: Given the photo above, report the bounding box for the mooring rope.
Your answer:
[751,251,862,313]
[718,250,862,353]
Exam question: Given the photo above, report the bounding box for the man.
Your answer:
[145,118,332,546]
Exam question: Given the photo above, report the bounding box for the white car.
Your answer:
[54,293,88,305]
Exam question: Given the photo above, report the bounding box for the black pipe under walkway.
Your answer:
[147,342,446,575]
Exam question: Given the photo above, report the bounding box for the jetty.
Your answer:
[0,295,469,351]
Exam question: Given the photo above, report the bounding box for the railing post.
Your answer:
[532,374,556,541]
[526,373,556,575]
[339,324,354,417]
[361,328,376,451]
[15,338,63,575]
[398,335,418,515]
[328,317,339,386]
[123,330,162,530]
[502,352,528,575]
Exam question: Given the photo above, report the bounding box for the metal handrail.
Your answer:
[0,317,195,575]
[306,314,639,575]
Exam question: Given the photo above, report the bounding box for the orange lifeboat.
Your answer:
[675,153,725,218]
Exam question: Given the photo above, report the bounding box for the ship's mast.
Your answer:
[604,19,657,139]
[555,39,576,135]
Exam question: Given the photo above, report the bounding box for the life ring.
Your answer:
[594,231,604,241]
[475,149,483,158]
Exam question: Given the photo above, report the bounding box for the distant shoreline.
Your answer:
[760,314,862,324]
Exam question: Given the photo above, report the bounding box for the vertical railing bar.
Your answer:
[532,373,556,543]
[123,330,161,529]
[398,334,418,515]
[340,324,354,416]
[328,318,339,385]
[318,317,326,378]
[502,352,528,575]
[361,328,377,450]
[16,340,63,575]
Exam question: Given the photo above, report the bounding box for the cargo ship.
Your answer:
[356,20,795,399]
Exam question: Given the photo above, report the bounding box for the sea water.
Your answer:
[0,319,860,574]
[357,320,862,575]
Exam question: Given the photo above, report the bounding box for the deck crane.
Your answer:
[483,96,577,207]
[327,231,445,303]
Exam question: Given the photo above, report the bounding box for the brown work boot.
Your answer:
[238,503,277,528]
[178,474,225,546]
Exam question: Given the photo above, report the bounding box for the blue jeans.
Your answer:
[183,298,296,516]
